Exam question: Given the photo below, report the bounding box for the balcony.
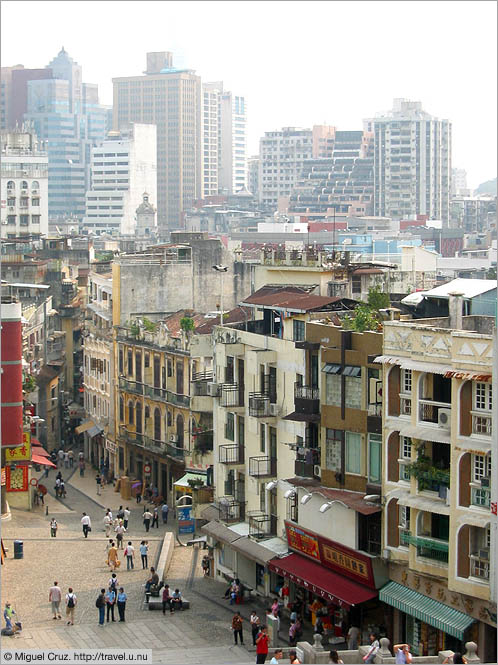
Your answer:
[215,497,246,522]
[294,384,320,416]
[119,426,184,460]
[249,512,278,539]
[417,470,450,494]
[472,412,492,436]
[191,371,213,396]
[414,535,449,564]
[143,385,190,408]
[400,528,411,547]
[470,552,490,580]
[219,444,244,465]
[249,456,277,477]
[221,383,244,408]
[249,393,272,417]
[119,377,145,396]
[418,399,450,425]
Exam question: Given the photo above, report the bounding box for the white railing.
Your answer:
[418,398,450,424]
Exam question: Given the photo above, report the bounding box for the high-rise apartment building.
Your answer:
[1,65,54,131]
[451,168,469,197]
[259,127,313,208]
[247,156,259,198]
[367,99,451,225]
[0,128,49,238]
[112,52,201,233]
[219,90,247,194]
[24,48,107,222]
[201,82,221,198]
[82,124,157,235]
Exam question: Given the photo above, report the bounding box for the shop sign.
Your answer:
[6,465,29,492]
[4,432,31,462]
[177,505,195,534]
[284,520,376,589]
[1,468,5,486]
[269,561,353,609]
[105,439,116,454]
[285,523,320,561]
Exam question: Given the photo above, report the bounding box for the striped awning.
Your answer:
[379,581,474,640]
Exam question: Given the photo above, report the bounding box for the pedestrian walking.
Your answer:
[39,489,45,505]
[55,477,61,498]
[103,512,112,537]
[58,449,64,468]
[256,626,269,664]
[135,486,142,503]
[117,506,124,520]
[250,610,261,645]
[108,573,119,592]
[68,450,74,468]
[64,451,69,468]
[96,589,106,626]
[162,585,172,614]
[79,459,85,477]
[105,539,115,556]
[96,473,102,496]
[44,464,50,478]
[49,582,62,620]
[139,541,148,569]
[123,507,130,530]
[65,588,77,625]
[3,602,20,634]
[124,542,135,570]
[152,507,159,529]
[201,554,210,576]
[115,523,126,549]
[107,544,120,572]
[59,480,66,498]
[364,633,380,664]
[143,508,152,532]
[81,512,91,538]
[105,587,116,622]
[161,502,169,524]
[50,518,58,538]
[232,611,244,645]
[117,588,127,622]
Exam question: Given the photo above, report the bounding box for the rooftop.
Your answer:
[241,285,356,313]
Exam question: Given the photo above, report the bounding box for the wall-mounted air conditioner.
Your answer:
[437,408,451,430]
[313,465,321,478]
[207,382,220,397]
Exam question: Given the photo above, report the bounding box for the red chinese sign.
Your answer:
[6,465,29,492]
[4,432,31,462]
[285,523,320,561]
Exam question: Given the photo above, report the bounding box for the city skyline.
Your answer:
[1,0,496,190]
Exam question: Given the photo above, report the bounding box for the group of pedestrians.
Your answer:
[48,582,77,626]
[95,574,128,625]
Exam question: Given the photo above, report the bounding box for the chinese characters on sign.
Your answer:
[4,432,31,462]
[6,465,29,492]
[321,544,369,580]
[286,523,321,561]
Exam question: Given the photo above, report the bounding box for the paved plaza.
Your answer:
[1,468,255,663]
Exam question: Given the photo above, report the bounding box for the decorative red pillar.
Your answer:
[1,300,23,448]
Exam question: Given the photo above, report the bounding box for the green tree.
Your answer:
[180,317,195,332]
[367,285,390,311]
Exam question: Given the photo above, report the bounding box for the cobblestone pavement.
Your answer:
[1,473,254,663]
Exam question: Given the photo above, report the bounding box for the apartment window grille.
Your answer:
[401,369,412,394]
[325,429,342,472]
[475,382,492,411]
[473,454,491,481]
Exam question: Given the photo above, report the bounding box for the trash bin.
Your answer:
[13,540,23,559]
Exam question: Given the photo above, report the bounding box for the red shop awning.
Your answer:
[268,553,377,609]
[32,446,50,458]
[31,454,56,468]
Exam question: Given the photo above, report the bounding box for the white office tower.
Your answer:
[367,99,451,225]
[202,82,221,198]
[219,91,247,194]
[82,124,157,235]
[1,127,49,238]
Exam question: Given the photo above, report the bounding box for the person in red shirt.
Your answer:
[256,626,270,664]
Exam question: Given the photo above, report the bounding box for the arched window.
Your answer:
[128,400,134,425]
[6,181,15,190]
[119,397,124,421]
[135,401,142,434]
[154,408,161,441]
[31,181,39,190]
[167,410,172,426]
[176,414,184,449]
[21,181,28,189]
[144,405,150,420]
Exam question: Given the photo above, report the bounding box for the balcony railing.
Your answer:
[219,444,245,465]
[249,393,271,417]
[118,426,184,460]
[221,383,244,408]
[144,385,190,408]
[471,487,491,508]
[414,535,449,563]
[249,512,278,539]
[400,395,412,416]
[399,528,411,547]
[294,460,315,478]
[418,399,450,425]
[249,456,277,477]
[417,470,450,494]
[215,497,246,522]
[295,384,319,400]
[119,377,145,396]
[192,372,213,396]
[472,412,492,436]
[470,553,490,580]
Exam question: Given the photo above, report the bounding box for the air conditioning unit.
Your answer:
[169,434,178,443]
[437,408,451,429]
[1,221,8,225]
[207,382,220,397]
[269,403,279,417]
[8,206,15,211]
[479,549,489,560]
[313,465,321,478]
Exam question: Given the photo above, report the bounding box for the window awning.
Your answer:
[374,356,451,375]
[31,445,50,458]
[322,364,361,377]
[282,411,321,423]
[343,366,361,377]
[230,536,277,566]
[174,472,207,488]
[379,581,474,640]
[268,553,377,610]
[322,363,341,374]
[32,454,56,468]
[201,520,241,544]
[75,419,97,435]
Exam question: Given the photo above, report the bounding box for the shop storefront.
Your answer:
[268,521,388,644]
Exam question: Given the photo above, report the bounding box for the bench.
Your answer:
[148,598,190,611]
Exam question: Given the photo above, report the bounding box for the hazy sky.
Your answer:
[2,0,496,188]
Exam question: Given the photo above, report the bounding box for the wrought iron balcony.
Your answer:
[144,385,190,408]
[294,460,315,478]
[249,393,271,417]
[219,444,245,465]
[221,383,244,408]
[215,497,246,522]
[249,512,278,539]
[470,552,490,580]
[248,456,277,477]
[119,377,144,396]
[417,470,450,494]
[414,535,449,563]
[418,399,450,425]
[191,371,213,396]
[118,426,184,460]
[294,383,320,415]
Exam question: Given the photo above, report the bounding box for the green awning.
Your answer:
[173,472,207,488]
[379,581,474,640]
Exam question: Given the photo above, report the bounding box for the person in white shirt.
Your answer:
[103,513,112,537]
[63,451,69,468]
[49,581,62,620]
[123,507,130,530]
[124,541,135,570]
[58,449,64,467]
[65,588,77,625]
[81,513,91,538]
[115,523,126,549]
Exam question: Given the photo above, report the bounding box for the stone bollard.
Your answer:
[379,638,392,657]
[464,641,480,664]
[312,633,324,652]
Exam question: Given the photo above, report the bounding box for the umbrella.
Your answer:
[131,481,142,489]
[37,484,48,495]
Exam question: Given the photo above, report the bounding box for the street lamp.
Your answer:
[212,265,228,327]
[300,493,313,505]
[319,499,348,513]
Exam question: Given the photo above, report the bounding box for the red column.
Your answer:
[1,301,23,447]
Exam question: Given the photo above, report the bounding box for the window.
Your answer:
[400,436,412,481]
[260,424,266,452]
[473,454,491,481]
[325,373,341,406]
[167,359,173,377]
[325,429,342,472]
[167,410,172,426]
[293,320,305,342]
[260,482,266,512]
[225,356,234,384]
[119,349,123,375]
[345,432,362,474]
[225,413,235,441]
[401,369,412,394]
[128,401,134,424]
[127,349,133,375]
[119,397,124,422]
[144,353,150,368]
[474,382,492,411]
[345,374,362,409]
[368,434,382,483]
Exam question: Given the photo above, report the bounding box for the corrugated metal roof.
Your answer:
[379,581,474,640]
[422,278,497,299]
[242,287,341,312]
[283,482,381,515]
